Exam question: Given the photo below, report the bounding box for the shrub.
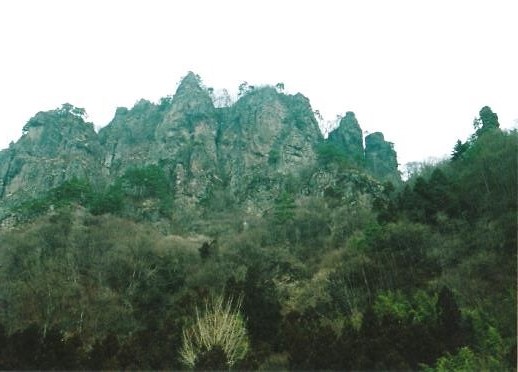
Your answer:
[180,295,249,368]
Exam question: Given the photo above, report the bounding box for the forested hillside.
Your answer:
[0,81,516,370]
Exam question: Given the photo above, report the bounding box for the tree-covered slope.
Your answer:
[0,86,515,370]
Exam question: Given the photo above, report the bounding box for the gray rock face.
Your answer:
[98,72,220,207]
[0,105,102,202]
[154,72,219,206]
[327,111,364,166]
[0,73,401,219]
[218,87,322,209]
[365,132,400,184]
[99,100,163,176]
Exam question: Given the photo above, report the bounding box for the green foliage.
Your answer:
[477,106,500,134]
[22,104,87,134]
[316,142,348,165]
[315,141,366,171]
[362,221,439,289]
[57,103,87,119]
[452,129,517,222]
[373,291,411,320]
[199,240,218,261]
[0,213,191,343]
[158,95,173,111]
[241,266,282,347]
[122,165,169,199]
[89,183,123,215]
[0,105,515,370]
[15,179,98,219]
[281,310,342,370]
[238,81,254,97]
[14,197,51,219]
[275,82,285,92]
[268,147,280,165]
[433,347,478,372]
[454,106,504,161]
[451,139,469,160]
[52,177,93,203]
[273,191,296,224]
[13,177,94,220]
[0,325,84,370]
[51,165,175,218]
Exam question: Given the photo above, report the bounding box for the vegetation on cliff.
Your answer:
[0,77,515,370]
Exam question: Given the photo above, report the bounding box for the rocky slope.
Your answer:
[0,73,400,221]
[365,132,399,184]
[327,111,364,166]
[0,105,102,201]
[218,86,323,211]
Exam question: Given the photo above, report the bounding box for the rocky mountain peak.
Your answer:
[0,104,102,202]
[20,104,95,155]
[157,72,215,129]
[153,73,219,207]
[98,99,162,175]
[0,74,402,220]
[327,111,364,166]
[215,87,324,210]
[170,71,214,112]
[177,71,202,91]
[365,132,400,184]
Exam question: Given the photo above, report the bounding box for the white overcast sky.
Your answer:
[0,0,516,166]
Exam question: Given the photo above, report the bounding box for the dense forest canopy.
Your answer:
[0,92,516,369]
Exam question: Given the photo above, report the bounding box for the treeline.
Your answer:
[0,108,516,370]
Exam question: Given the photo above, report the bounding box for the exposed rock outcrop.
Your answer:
[327,111,364,166]
[365,132,400,184]
[0,73,401,221]
[218,87,322,208]
[153,72,219,207]
[99,99,163,176]
[0,105,102,203]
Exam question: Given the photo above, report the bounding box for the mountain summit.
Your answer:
[0,73,400,222]
[0,77,514,371]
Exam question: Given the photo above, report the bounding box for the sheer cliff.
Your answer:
[0,73,400,221]
[0,105,102,201]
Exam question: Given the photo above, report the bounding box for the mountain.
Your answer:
[0,72,400,223]
[0,105,102,200]
[0,77,515,370]
[327,111,364,166]
[365,132,399,184]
